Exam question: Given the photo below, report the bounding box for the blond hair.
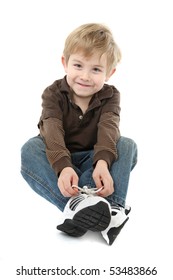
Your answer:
[63,23,121,74]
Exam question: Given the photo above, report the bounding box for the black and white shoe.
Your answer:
[101,205,130,245]
[57,186,111,237]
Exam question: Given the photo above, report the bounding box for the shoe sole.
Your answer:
[73,201,111,232]
[57,219,87,237]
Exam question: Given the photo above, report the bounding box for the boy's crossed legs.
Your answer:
[21,135,137,244]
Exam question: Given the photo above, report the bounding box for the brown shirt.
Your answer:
[38,76,121,175]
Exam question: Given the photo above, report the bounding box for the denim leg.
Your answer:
[21,135,137,211]
[21,136,69,211]
[76,136,137,207]
[108,136,138,207]
[79,168,95,188]
[71,150,96,188]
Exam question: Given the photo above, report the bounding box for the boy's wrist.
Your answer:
[53,157,73,176]
[96,159,108,167]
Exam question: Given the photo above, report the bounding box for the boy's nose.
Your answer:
[80,71,90,81]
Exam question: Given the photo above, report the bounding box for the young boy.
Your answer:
[21,23,137,245]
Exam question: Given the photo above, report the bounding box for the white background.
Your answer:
[0,0,173,279]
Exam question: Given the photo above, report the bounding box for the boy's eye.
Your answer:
[74,64,82,68]
[93,67,101,72]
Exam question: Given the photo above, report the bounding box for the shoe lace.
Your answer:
[72,185,103,195]
[69,186,103,211]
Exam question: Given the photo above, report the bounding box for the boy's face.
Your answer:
[62,52,115,100]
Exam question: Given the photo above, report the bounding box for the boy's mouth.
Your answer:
[77,82,91,87]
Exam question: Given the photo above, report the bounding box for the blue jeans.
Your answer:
[21,136,137,211]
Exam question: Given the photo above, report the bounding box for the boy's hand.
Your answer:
[58,167,79,197]
[92,160,114,197]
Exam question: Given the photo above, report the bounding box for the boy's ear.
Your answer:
[61,56,67,72]
[105,68,116,82]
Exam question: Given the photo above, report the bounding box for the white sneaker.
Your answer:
[101,205,130,245]
[57,186,111,237]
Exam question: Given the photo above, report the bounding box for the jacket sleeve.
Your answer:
[93,91,121,168]
[39,118,73,175]
[38,83,73,175]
